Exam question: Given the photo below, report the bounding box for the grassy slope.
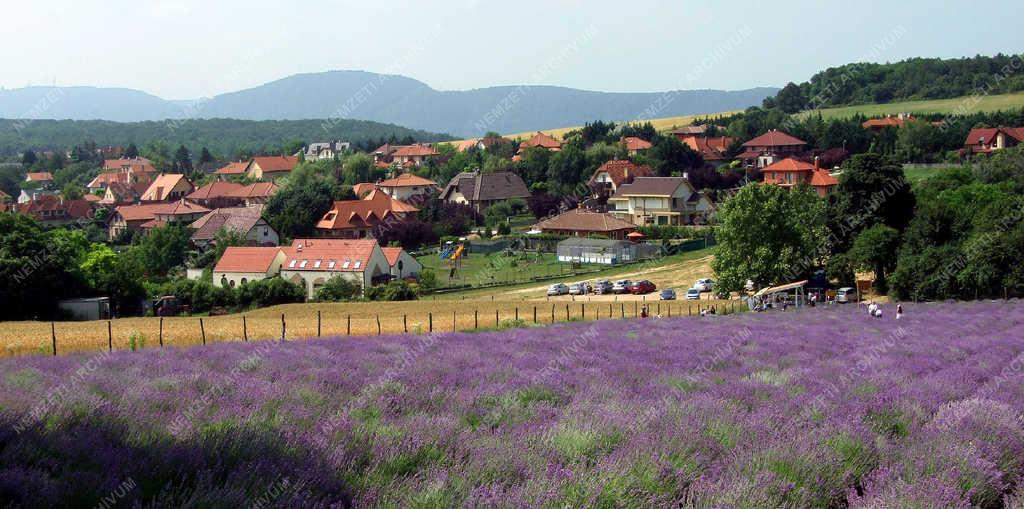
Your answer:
[451,92,1024,143]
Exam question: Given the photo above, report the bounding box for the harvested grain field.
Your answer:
[0,298,739,357]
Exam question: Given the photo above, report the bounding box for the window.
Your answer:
[241,278,248,285]
[299,260,308,268]
[342,260,351,269]
[397,260,403,271]
[313,260,322,268]
[263,228,268,237]
[229,280,236,288]
[288,260,297,268]
[328,260,336,269]
[221,276,228,286]
[353,261,361,269]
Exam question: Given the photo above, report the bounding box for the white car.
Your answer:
[685,288,702,300]
[568,282,589,295]
[694,278,715,292]
[547,283,569,296]
[836,287,858,303]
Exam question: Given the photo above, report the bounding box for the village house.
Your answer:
[621,137,652,155]
[14,195,93,226]
[517,132,563,155]
[679,135,734,168]
[608,176,714,226]
[212,247,287,289]
[439,170,531,212]
[190,206,279,248]
[103,157,156,172]
[352,182,376,198]
[382,246,423,280]
[17,188,57,204]
[532,208,637,240]
[226,182,279,207]
[213,161,251,179]
[88,158,156,192]
[302,141,350,160]
[390,144,439,167]
[24,172,55,186]
[315,189,419,239]
[668,125,708,139]
[141,174,194,202]
[186,181,245,209]
[862,113,917,131]
[374,173,439,202]
[99,181,149,207]
[588,160,655,198]
[280,239,392,299]
[108,203,173,240]
[963,127,1024,154]
[371,144,400,165]
[141,200,211,231]
[247,155,300,180]
[761,157,839,197]
[737,130,808,169]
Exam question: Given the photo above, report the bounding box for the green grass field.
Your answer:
[417,250,592,289]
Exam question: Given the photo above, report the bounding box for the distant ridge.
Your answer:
[0,70,778,137]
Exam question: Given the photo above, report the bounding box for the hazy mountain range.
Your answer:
[0,71,777,137]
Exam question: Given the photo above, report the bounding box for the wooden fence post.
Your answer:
[533,306,537,324]
[429,312,433,332]
[403,314,408,333]
[634,301,638,316]
[668,304,671,318]
[376,315,381,335]
[242,316,247,342]
[495,309,499,327]
[51,323,56,356]
[107,321,112,352]
[200,318,206,345]
[689,304,692,316]
[317,310,321,337]
[551,304,555,323]
[581,304,585,320]
[473,310,477,329]
[565,304,570,321]
[347,315,351,335]
[281,314,286,340]
[620,303,625,318]
[515,307,519,321]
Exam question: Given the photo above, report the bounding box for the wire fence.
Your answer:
[2,299,743,357]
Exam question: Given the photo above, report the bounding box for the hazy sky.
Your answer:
[2,0,1021,100]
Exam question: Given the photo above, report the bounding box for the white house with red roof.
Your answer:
[382,246,423,280]
[281,239,391,298]
[737,130,808,169]
[588,160,654,196]
[963,127,1024,154]
[213,247,287,289]
[315,190,419,239]
[246,156,300,180]
[141,174,194,202]
[374,172,438,202]
[761,157,838,197]
[390,144,439,167]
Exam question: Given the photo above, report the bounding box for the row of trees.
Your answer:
[712,146,1024,301]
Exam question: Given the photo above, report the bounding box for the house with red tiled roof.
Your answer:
[381,246,423,280]
[213,161,251,179]
[679,135,734,167]
[439,171,530,212]
[90,158,157,192]
[226,182,279,207]
[190,206,278,248]
[14,195,94,226]
[588,160,654,197]
[621,137,653,155]
[352,182,376,198]
[109,203,171,240]
[608,177,714,226]
[532,208,637,240]
[862,113,917,131]
[737,130,808,170]
[186,181,245,208]
[24,172,54,188]
[761,157,838,197]
[213,247,287,289]
[103,157,155,172]
[247,156,300,180]
[375,172,438,202]
[668,125,707,138]
[99,181,149,207]
[140,174,194,202]
[391,144,439,167]
[963,127,1024,155]
[281,239,392,298]
[315,189,419,239]
[517,132,562,157]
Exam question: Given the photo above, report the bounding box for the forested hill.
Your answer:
[766,54,1024,112]
[0,117,454,158]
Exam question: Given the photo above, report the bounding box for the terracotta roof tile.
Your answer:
[391,144,438,157]
[588,160,654,188]
[381,247,404,266]
[213,161,250,175]
[741,130,807,148]
[226,182,279,199]
[141,174,192,201]
[284,239,378,272]
[316,191,418,230]
[377,173,438,187]
[621,137,652,151]
[252,156,299,173]
[187,181,245,200]
[25,172,54,182]
[533,209,636,233]
[214,246,282,273]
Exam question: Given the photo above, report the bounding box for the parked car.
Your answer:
[547,283,569,296]
[659,289,677,300]
[836,287,858,303]
[594,280,613,294]
[685,288,701,300]
[568,282,588,295]
[612,280,632,294]
[694,278,715,292]
[629,280,657,294]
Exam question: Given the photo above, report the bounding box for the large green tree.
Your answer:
[711,183,829,292]
[828,153,915,252]
[265,163,338,239]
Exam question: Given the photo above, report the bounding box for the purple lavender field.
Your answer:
[2,301,1024,507]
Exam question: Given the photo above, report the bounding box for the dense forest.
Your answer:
[0,117,454,158]
[765,54,1024,112]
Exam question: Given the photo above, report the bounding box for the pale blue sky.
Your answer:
[1,0,1021,99]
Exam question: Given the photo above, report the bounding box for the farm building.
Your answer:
[555,238,657,265]
[280,239,391,299]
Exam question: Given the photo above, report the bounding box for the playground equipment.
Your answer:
[440,240,467,278]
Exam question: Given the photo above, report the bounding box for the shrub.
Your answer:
[314,276,363,302]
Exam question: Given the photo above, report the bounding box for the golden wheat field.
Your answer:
[0,297,740,357]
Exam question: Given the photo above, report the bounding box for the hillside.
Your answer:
[0,70,777,137]
[0,117,454,157]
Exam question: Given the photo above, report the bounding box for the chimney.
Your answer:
[682,172,689,180]
[814,156,820,171]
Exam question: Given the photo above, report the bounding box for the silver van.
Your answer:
[836,287,858,303]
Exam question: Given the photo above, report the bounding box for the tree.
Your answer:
[172,145,193,174]
[774,82,808,113]
[0,214,84,319]
[828,153,916,252]
[265,164,337,239]
[61,183,84,200]
[124,143,139,159]
[847,224,900,292]
[711,183,828,292]
[198,147,216,170]
[125,223,193,278]
[647,135,703,177]
[341,153,374,185]
[21,150,37,167]
[527,193,563,219]
[79,243,146,316]
[314,276,363,302]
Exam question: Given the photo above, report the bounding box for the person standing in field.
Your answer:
[896,303,903,320]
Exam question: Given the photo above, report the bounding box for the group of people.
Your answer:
[866,301,904,319]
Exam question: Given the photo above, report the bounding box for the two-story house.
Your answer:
[607,177,714,226]
[737,130,808,170]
